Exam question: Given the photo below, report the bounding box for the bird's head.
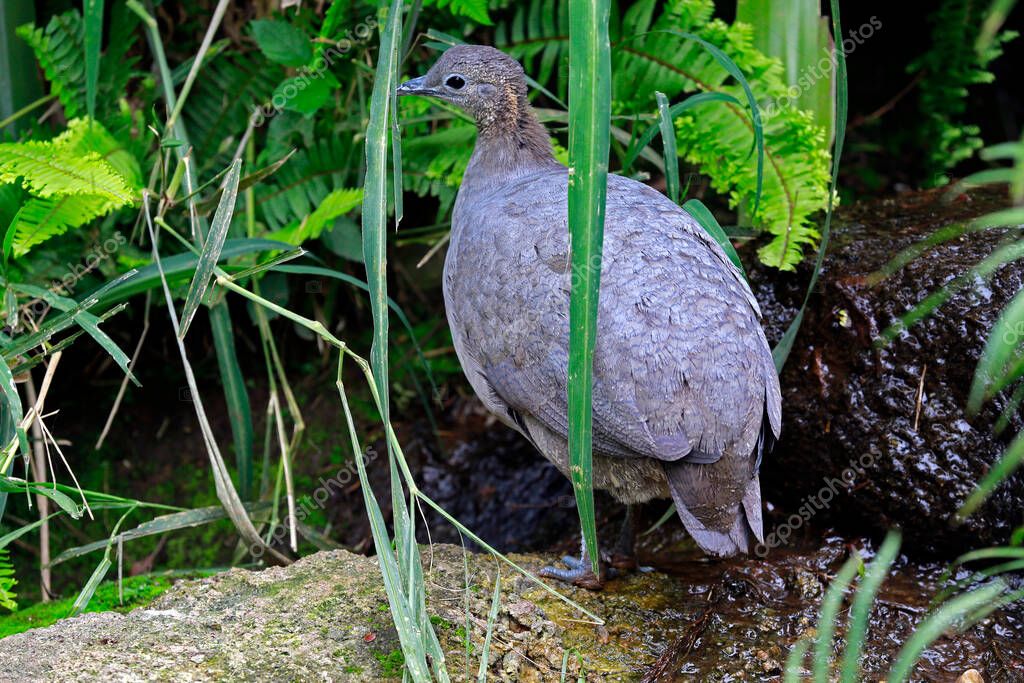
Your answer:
[397,45,529,130]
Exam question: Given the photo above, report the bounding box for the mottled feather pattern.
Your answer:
[445,167,781,554]
[413,44,782,557]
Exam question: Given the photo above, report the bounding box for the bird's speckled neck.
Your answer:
[461,95,561,198]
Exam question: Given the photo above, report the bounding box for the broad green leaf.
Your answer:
[267,188,363,245]
[274,72,340,117]
[251,19,313,67]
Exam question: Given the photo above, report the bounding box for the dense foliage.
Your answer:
[0,0,1020,679]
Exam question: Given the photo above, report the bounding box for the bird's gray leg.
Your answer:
[539,535,605,589]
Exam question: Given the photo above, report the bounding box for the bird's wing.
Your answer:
[445,170,779,464]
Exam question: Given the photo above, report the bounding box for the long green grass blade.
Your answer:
[5,281,139,386]
[0,511,61,550]
[83,0,104,119]
[969,288,1024,412]
[655,91,679,204]
[0,477,83,518]
[100,239,294,304]
[783,639,810,682]
[142,196,287,565]
[209,304,254,500]
[887,581,1007,683]
[622,30,765,215]
[362,0,403,426]
[683,199,746,277]
[772,0,847,373]
[839,532,900,683]
[958,429,1024,519]
[622,92,740,172]
[0,357,27,458]
[49,502,270,565]
[337,364,433,682]
[566,0,612,575]
[179,158,242,340]
[476,572,502,682]
[812,554,860,682]
[70,505,134,616]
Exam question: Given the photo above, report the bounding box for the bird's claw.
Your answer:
[539,555,619,590]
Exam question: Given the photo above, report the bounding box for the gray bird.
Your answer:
[398,45,781,586]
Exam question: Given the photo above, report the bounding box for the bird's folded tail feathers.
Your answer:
[665,465,763,557]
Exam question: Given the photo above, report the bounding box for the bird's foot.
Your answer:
[539,554,608,590]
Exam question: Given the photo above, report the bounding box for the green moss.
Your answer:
[429,614,453,630]
[0,574,176,639]
[373,649,405,678]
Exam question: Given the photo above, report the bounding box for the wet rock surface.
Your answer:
[0,539,1020,681]
[749,187,1024,554]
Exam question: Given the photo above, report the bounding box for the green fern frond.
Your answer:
[0,143,134,204]
[18,11,86,118]
[401,124,476,199]
[0,118,140,256]
[496,0,570,96]
[17,7,139,124]
[267,187,363,245]
[54,118,144,188]
[0,548,16,612]
[497,0,832,269]
[7,194,116,257]
[911,0,1017,185]
[614,0,831,270]
[256,138,357,231]
[184,52,280,171]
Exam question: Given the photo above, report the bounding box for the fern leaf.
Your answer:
[0,118,139,256]
[0,548,16,612]
[0,143,134,204]
[498,0,832,269]
[267,187,363,245]
[17,7,139,124]
[8,194,115,257]
[911,0,1018,185]
[256,138,357,231]
[54,118,143,188]
[184,52,280,172]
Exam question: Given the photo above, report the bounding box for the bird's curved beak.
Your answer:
[396,76,431,96]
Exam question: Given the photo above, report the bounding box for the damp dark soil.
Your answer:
[749,186,1024,555]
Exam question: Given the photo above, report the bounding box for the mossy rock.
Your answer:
[0,543,1020,681]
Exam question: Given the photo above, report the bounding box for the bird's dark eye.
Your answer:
[445,75,466,90]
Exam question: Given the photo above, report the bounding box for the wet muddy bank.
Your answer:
[748,187,1024,555]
